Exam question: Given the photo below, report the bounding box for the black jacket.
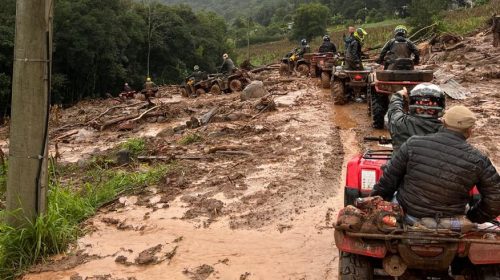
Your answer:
[388,93,443,153]
[379,36,420,66]
[221,58,235,74]
[372,129,500,223]
[319,41,337,53]
[345,37,362,64]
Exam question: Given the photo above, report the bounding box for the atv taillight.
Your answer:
[354,74,363,81]
[410,246,443,257]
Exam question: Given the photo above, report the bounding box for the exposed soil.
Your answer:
[1,32,497,280]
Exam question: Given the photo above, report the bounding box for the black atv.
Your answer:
[279,49,310,76]
[208,70,252,95]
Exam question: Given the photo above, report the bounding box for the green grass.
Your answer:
[437,1,498,35]
[0,161,176,279]
[237,19,406,66]
[0,160,6,202]
[120,138,146,156]
[177,133,203,145]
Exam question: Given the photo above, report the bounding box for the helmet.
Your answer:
[394,25,408,36]
[124,83,128,86]
[222,53,228,59]
[354,28,367,41]
[409,83,446,118]
[322,35,330,42]
[146,77,151,82]
[193,65,200,71]
[301,39,307,45]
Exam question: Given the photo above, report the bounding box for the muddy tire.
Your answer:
[210,84,221,95]
[371,92,389,129]
[321,72,331,89]
[466,265,500,280]
[331,80,347,105]
[339,251,373,280]
[229,79,243,92]
[310,66,317,78]
[297,64,309,76]
[180,87,189,97]
[195,88,206,96]
[279,63,289,76]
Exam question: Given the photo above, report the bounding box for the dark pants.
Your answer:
[345,59,363,70]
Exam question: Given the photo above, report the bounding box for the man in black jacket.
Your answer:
[378,25,420,70]
[345,28,366,70]
[319,35,337,53]
[387,83,444,152]
[372,105,500,223]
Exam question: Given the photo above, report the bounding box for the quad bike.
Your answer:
[330,64,374,105]
[370,58,434,129]
[279,49,311,76]
[180,77,213,97]
[335,200,500,280]
[208,69,252,95]
[309,52,340,89]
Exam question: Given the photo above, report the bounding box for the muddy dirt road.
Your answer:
[7,31,500,280]
[22,81,375,279]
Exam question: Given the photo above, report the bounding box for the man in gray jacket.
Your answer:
[372,105,500,223]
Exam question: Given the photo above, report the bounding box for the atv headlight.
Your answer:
[361,169,376,191]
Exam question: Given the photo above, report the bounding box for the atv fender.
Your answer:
[334,230,386,258]
[468,242,500,265]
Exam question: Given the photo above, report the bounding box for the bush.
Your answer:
[291,3,330,41]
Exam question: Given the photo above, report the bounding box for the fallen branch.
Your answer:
[408,23,438,41]
[137,155,174,161]
[199,106,219,125]
[86,101,146,125]
[100,114,139,131]
[130,105,161,122]
[207,145,244,154]
[53,130,78,141]
[215,150,253,156]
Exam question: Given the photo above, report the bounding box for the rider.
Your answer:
[220,53,235,75]
[296,39,310,56]
[187,65,207,82]
[378,25,420,70]
[387,83,444,152]
[318,35,337,53]
[343,26,356,50]
[372,105,500,224]
[345,28,367,70]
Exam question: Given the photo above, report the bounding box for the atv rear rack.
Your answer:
[343,231,500,245]
[363,149,392,160]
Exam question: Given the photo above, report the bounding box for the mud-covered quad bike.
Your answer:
[180,77,212,97]
[310,52,340,89]
[335,203,500,280]
[279,49,311,76]
[208,70,252,95]
[370,58,434,129]
[330,65,374,105]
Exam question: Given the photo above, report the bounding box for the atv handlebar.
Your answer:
[363,136,392,144]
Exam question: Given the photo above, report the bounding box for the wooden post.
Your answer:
[6,0,53,225]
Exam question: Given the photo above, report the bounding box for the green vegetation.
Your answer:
[120,138,146,156]
[0,0,231,118]
[291,3,330,41]
[0,152,176,279]
[178,133,203,145]
[438,1,497,35]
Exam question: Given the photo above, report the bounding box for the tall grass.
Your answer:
[438,0,499,35]
[0,161,175,279]
[237,19,405,66]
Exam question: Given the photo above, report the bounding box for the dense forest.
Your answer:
[0,0,231,118]
[0,0,487,119]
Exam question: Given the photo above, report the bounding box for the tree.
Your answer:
[407,0,452,30]
[291,3,330,41]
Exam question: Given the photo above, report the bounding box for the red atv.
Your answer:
[309,52,339,89]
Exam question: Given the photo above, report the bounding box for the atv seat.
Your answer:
[376,70,433,82]
[388,58,414,71]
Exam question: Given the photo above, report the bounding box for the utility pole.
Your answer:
[147,0,152,78]
[7,0,53,225]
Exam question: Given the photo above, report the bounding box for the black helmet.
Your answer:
[323,35,330,42]
[409,83,446,118]
[301,38,307,45]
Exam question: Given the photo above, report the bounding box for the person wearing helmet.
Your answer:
[123,82,133,93]
[142,77,158,105]
[220,53,235,75]
[378,25,420,70]
[387,83,444,153]
[343,26,356,50]
[187,65,207,82]
[296,39,310,56]
[345,28,367,70]
[318,35,337,53]
[372,105,500,225]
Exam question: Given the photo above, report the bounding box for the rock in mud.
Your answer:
[135,244,163,265]
[183,264,215,280]
[241,81,269,101]
[69,274,83,280]
[115,149,132,165]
